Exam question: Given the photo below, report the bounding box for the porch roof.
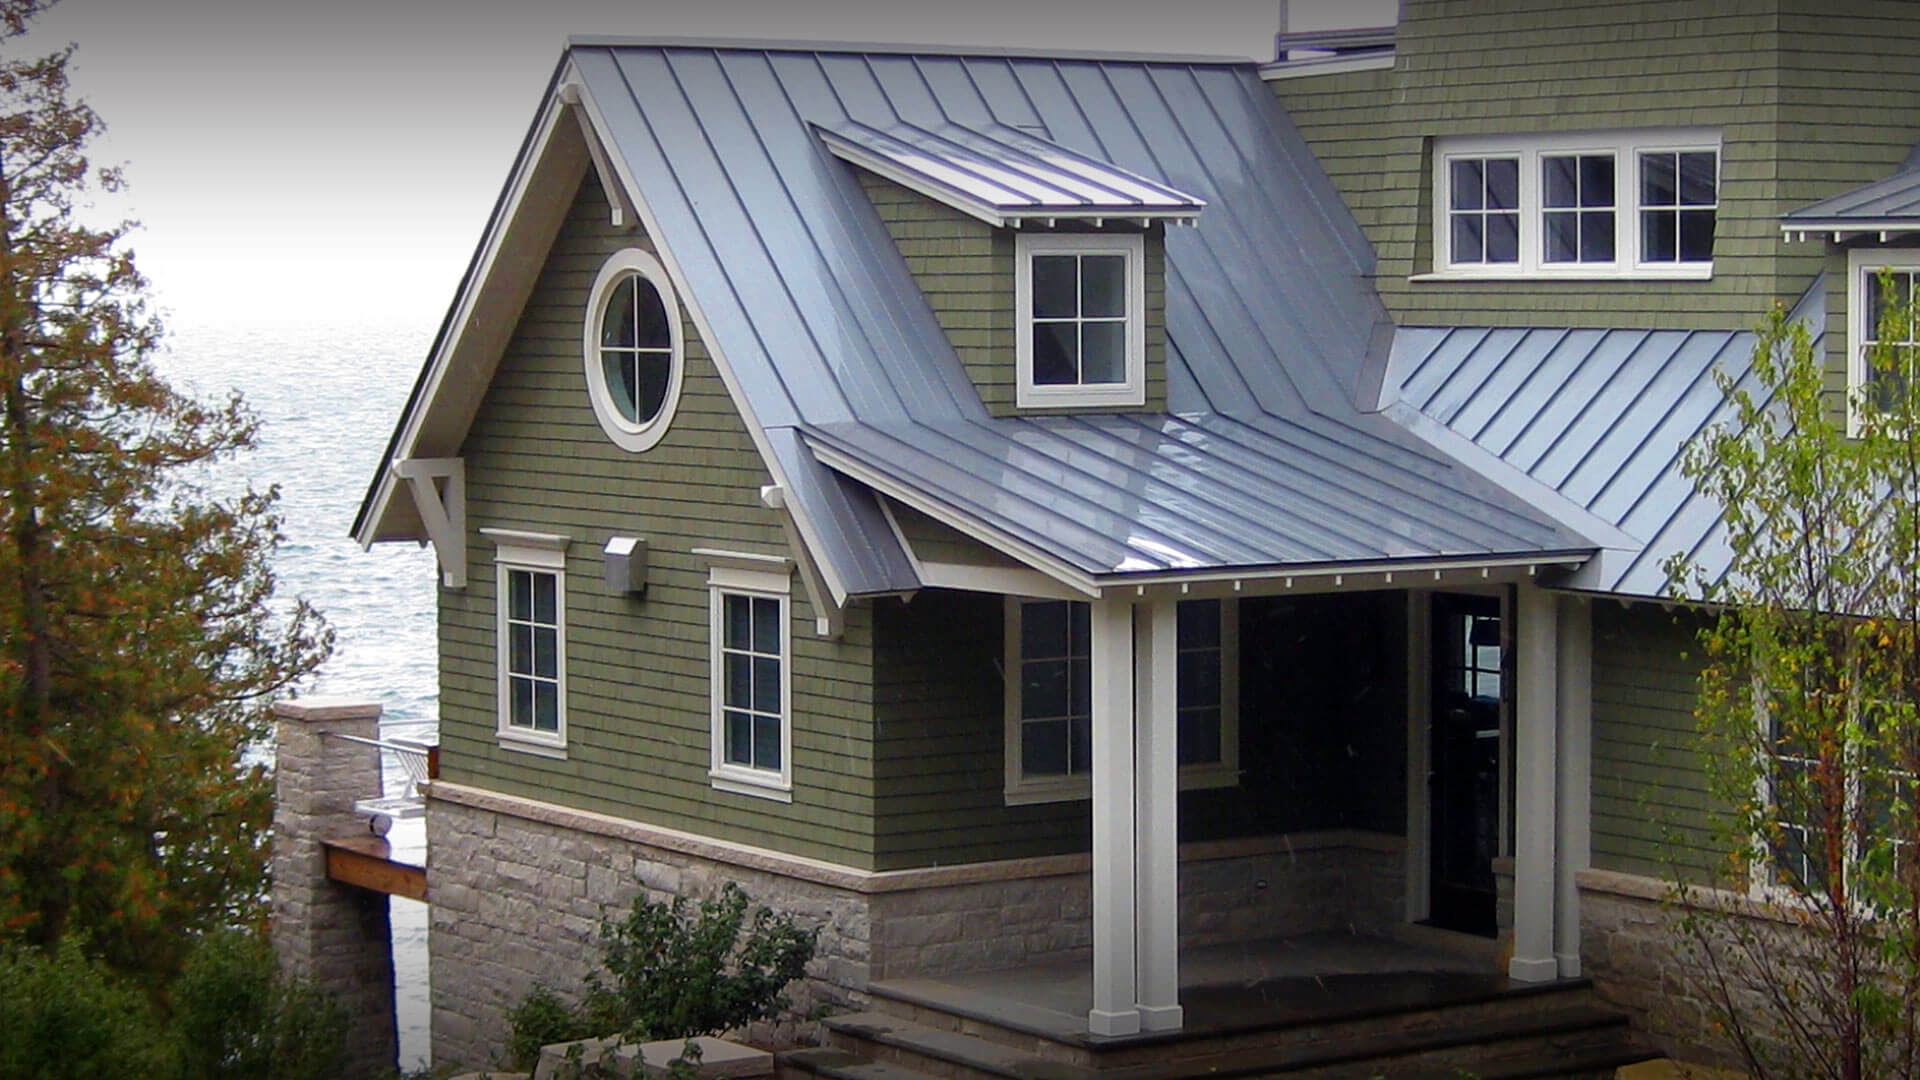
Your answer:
[801,409,1592,583]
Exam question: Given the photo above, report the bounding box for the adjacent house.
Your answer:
[351,1,1920,1071]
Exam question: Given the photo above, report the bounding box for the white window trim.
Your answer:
[1427,129,1720,281]
[1002,596,1239,805]
[1014,232,1147,409]
[708,559,795,802]
[487,529,570,757]
[583,247,685,453]
[1847,247,1920,437]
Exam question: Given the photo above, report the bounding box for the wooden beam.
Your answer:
[323,835,427,902]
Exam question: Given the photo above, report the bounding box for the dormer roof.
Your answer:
[815,118,1205,228]
[1782,165,1920,239]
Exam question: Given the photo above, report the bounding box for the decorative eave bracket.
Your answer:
[761,483,845,640]
[393,458,467,588]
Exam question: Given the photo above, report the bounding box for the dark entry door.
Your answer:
[1427,593,1503,937]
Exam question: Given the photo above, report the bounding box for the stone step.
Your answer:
[865,977,1607,1067]
[820,1004,1651,1080]
[778,1048,954,1080]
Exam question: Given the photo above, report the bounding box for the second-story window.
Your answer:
[1015,232,1146,408]
[1434,130,1719,279]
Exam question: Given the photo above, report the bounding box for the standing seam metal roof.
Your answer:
[565,41,1591,592]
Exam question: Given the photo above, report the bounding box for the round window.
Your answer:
[584,249,683,452]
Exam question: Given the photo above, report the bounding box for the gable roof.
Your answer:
[357,38,1595,601]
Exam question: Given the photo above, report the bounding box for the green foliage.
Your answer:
[504,984,602,1073]
[0,0,329,978]
[169,930,347,1080]
[0,938,170,1080]
[506,883,817,1070]
[0,931,347,1080]
[1665,288,1920,1080]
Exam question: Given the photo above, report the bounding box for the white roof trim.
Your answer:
[357,58,858,609]
[1259,52,1394,80]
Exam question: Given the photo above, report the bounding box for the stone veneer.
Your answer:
[270,698,398,1080]
[1578,868,1768,1069]
[425,781,1407,1071]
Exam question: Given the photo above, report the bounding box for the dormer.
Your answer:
[817,119,1202,415]
[1782,164,1920,433]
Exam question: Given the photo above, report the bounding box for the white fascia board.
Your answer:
[565,64,854,609]
[1258,52,1395,80]
[1781,221,1920,239]
[1092,552,1592,595]
[357,75,586,549]
[807,441,1101,599]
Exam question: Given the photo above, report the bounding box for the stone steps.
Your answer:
[864,976,1613,1068]
[785,994,1656,1080]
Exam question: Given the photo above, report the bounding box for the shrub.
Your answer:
[0,939,170,1080]
[507,882,817,1069]
[169,930,348,1080]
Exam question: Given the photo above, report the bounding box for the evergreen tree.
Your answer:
[0,0,328,978]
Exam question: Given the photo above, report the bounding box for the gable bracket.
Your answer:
[559,84,638,231]
[393,457,467,588]
[762,483,844,639]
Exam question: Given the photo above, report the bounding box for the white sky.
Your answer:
[27,0,1394,332]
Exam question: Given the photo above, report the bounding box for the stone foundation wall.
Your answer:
[426,782,1408,1071]
[1578,868,1748,1069]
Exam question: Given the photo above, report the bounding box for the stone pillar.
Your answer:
[271,697,397,1079]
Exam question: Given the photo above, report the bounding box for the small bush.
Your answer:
[0,939,170,1080]
[507,882,817,1068]
[169,930,348,1080]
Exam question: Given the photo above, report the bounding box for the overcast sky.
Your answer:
[25,0,1394,332]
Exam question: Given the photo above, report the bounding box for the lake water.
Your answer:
[158,319,440,1072]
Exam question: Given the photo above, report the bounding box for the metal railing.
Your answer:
[324,731,439,824]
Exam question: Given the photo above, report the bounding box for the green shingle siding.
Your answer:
[438,171,882,868]
[855,170,1169,416]
[1273,0,1849,332]
[1589,600,1718,879]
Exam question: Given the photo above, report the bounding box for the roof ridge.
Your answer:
[564,34,1256,66]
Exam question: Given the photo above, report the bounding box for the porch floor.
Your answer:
[871,930,1552,1045]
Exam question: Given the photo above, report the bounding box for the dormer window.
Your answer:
[1432,130,1719,279]
[1016,233,1146,408]
[1848,248,1920,432]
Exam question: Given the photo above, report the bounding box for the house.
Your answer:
[350,1,1920,1071]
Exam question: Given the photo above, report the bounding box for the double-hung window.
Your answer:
[1004,597,1238,803]
[1434,130,1719,278]
[486,530,570,755]
[707,556,793,800]
[1848,249,1920,429]
[1015,232,1147,408]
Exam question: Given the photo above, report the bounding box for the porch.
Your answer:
[786,932,1653,1079]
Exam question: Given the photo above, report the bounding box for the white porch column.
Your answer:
[1509,584,1559,982]
[1088,595,1141,1037]
[1134,600,1182,1032]
[1554,595,1592,978]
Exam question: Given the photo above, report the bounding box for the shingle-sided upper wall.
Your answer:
[440,170,880,868]
[855,171,1168,416]
[1273,0,1813,331]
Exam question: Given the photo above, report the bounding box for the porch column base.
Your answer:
[1089,1008,1143,1037]
[1556,951,1582,978]
[1137,1003,1184,1032]
[1508,955,1559,982]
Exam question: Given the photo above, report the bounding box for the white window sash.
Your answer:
[1014,232,1148,409]
[708,561,794,801]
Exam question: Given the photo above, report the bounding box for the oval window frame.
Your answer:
[583,248,684,453]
